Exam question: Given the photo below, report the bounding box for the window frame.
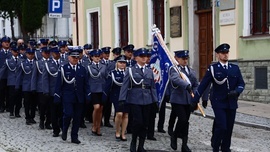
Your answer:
[86,8,101,48]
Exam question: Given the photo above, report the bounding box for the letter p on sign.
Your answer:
[52,0,60,11]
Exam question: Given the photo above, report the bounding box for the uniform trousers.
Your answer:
[171,103,191,138]
[62,100,83,140]
[0,79,9,111]
[130,104,151,139]
[212,108,236,152]
[38,93,51,125]
[158,95,169,130]
[23,91,37,120]
[147,102,157,138]
[8,86,22,115]
[50,96,63,135]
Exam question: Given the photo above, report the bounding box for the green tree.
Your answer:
[0,0,48,40]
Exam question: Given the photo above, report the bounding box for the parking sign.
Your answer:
[48,0,63,18]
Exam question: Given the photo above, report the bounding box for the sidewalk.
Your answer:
[167,100,270,130]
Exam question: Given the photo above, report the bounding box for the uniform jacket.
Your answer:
[42,59,59,96]
[0,56,22,86]
[31,58,48,92]
[35,50,42,60]
[0,49,12,79]
[104,69,125,103]
[15,59,35,91]
[119,64,158,105]
[193,62,245,109]
[126,59,136,67]
[169,65,198,105]
[87,62,107,93]
[54,63,90,103]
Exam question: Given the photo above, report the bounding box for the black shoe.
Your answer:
[181,145,191,152]
[45,125,52,130]
[62,132,67,141]
[120,136,127,141]
[158,129,166,133]
[130,140,136,152]
[80,123,87,128]
[138,138,147,152]
[71,139,81,144]
[9,113,15,119]
[30,119,36,124]
[115,135,121,140]
[170,135,177,150]
[53,133,59,137]
[15,114,21,118]
[39,122,45,129]
[104,123,113,128]
[147,136,157,141]
[26,119,32,125]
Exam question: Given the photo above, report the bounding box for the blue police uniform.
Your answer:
[168,50,198,151]
[42,47,63,136]
[119,48,158,152]
[54,50,90,144]
[0,46,23,117]
[192,43,245,152]
[0,36,12,112]
[16,48,38,125]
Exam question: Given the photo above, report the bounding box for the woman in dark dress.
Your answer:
[104,55,128,141]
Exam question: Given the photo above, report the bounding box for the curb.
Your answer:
[166,105,270,131]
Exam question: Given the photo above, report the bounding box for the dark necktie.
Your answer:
[120,70,123,75]
[181,66,188,75]
[96,64,99,69]
[73,65,76,71]
[224,65,227,70]
[30,60,33,65]
[56,60,59,67]
[141,67,144,73]
[15,57,17,63]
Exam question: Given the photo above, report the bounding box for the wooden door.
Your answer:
[119,6,128,47]
[198,11,213,80]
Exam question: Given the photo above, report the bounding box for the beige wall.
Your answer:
[219,1,238,59]
[169,0,184,52]
[72,0,86,46]
[101,0,112,47]
[132,0,145,48]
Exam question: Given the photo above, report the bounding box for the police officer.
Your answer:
[0,36,11,113]
[31,46,52,129]
[169,50,198,151]
[58,41,68,62]
[191,43,245,152]
[123,44,136,67]
[54,48,90,144]
[35,39,49,60]
[42,47,63,137]
[106,47,122,75]
[16,48,37,125]
[100,46,113,128]
[82,44,92,63]
[0,45,22,118]
[87,49,107,136]
[104,55,129,141]
[119,48,158,152]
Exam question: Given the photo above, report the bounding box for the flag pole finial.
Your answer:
[152,24,160,33]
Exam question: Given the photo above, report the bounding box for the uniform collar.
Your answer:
[219,62,228,68]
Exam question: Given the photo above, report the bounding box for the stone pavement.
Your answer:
[191,100,270,130]
[0,100,269,152]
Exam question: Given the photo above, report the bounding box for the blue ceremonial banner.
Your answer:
[150,34,173,105]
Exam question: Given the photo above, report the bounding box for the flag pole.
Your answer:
[152,25,206,117]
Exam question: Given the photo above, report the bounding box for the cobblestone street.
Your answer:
[0,103,269,152]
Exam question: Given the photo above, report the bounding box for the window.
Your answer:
[251,0,270,34]
[91,12,99,49]
[153,0,165,38]
[118,6,129,47]
[197,0,212,10]
[255,67,268,89]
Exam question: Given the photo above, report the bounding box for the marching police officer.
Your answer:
[169,50,198,151]
[87,49,107,136]
[0,45,22,118]
[191,43,245,152]
[16,48,37,125]
[104,55,129,141]
[31,46,52,129]
[119,48,158,152]
[0,36,11,113]
[123,44,136,67]
[54,48,90,144]
[42,47,63,137]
